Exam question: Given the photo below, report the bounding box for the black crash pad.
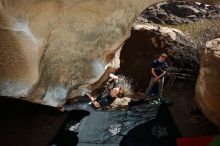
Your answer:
[53,99,180,146]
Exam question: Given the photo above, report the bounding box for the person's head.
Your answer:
[159,53,167,62]
[110,86,125,98]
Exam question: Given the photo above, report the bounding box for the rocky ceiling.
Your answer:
[0,0,165,106]
[0,0,218,106]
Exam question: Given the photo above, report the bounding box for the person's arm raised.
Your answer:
[86,93,101,108]
[109,73,119,80]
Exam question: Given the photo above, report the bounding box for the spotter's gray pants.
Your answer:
[144,77,164,98]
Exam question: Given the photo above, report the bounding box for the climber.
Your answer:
[84,74,125,108]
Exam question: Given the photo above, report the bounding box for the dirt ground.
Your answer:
[163,79,219,137]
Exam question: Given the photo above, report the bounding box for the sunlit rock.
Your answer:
[0,0,165,106]
[195,38,220,127]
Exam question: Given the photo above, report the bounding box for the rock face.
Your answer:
[195,38,220,127]
[138,1,220,25]
[0,0,216,107]
[118,24,198,91]
[0,0,165,106]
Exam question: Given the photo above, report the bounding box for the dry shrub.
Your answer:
[175,17,220,54]
[161,17,220,82]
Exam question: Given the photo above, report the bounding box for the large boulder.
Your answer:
[118,23,198,91]
[195,38,220,127]
[0,0,216,107]
[0,0,165,106]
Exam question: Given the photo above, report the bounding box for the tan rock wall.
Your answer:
[0,0,164,106]
[195,38,220,127]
